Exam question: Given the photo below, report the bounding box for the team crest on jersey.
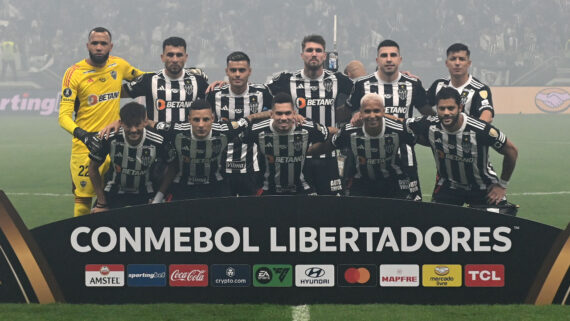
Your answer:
[385,137,395,154]
[184,80,193,95]
[293,136,304,151]
[324,79,333,92]
[63,88,72,97]
[140,149,152,166]
[110,70,117,80]
[250,96,259,113]
[460,91,469,106]
[462,136,472,153]
[80,180,87,188]
[398,84,407,101]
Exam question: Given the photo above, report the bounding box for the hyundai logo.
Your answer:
[305,267,325,278]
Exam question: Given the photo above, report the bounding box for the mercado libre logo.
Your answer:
[535,88,570,113]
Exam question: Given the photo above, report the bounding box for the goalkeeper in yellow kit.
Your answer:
[58,27,144,216]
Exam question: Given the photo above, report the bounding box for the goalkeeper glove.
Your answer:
[73,127,100,151]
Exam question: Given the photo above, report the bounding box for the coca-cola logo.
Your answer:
[170,269,206,282]
[169,264,208,287]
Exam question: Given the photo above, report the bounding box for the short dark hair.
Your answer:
[190,99,212,111]
[88,27,112,41]
[272,92,294,110]
[377,39,400,53]
[435,87,462,107]
[226,51,250,65]
[446,43,470,57]
[302,34,326,51]
[120,102,146,126]
[163,36,186,51]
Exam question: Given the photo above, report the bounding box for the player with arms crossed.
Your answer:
[88,102,176,212]
[58,27,144,216]
[406,87,518,214]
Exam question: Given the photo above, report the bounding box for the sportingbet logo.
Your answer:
[169,264,208,287]
[465,264,504,287]
[85,264,124,287]
[253,264,292,287]
[127,264,167,287]
[379,264,419,287]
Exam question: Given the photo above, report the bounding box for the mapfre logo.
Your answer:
[464,264,504,287]
[379,264,419,287]
[169,264,208,287]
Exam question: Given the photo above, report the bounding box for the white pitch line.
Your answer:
[291,305,310,321]
[5,192,74,197]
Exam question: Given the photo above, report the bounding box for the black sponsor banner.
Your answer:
[27,196,569,304]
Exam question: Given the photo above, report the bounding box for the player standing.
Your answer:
[346,40,432,201]
[58,27,144,216]
[207,52,272,196]
[426,43,495,123]
[266,34,353,195]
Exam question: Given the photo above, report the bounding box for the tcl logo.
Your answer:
[169,264,208,287]
[465,264,504,287]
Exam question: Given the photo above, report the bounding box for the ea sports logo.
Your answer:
[344,267,370,284]
[88,94,99,106]
[535,88,570,113]
[296,97,307,109]
[156,99,166,111]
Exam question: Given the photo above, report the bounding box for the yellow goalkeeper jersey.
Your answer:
[58,56,144,154]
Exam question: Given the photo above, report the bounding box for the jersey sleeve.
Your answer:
[262,86,273,111]
[346,80,363,111]
[307,121,329,143]
[331,125,350,149]
[265,71,288,96]
[405,116,432,139]
[336,72,354,95]
[123,73,150,98]
[58,65,81,134]
[426,81,438,107]
[159,140,178,164]
[481,123,507,152]
[472,86,495,118]
[195,75,209,99]
[206,90,217,118]
[121,60,145,82]
[412,79,428,111]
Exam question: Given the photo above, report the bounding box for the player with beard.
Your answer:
[406,87,518,212]
[266,34,354,195]
[123,37,208,124]
[88,102,176,212]
[59,27,144,216]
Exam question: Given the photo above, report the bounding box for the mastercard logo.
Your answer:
[296,97,307,109]
[344,267,371,284]
[156,99,166,111]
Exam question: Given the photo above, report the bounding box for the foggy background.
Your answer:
[0,0,569,89]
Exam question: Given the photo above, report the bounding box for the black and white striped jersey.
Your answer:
[165,119,249,185]
[123,68,208,123]
[346,72,428,119]
[426,75,494,119]
[406,114,507,190]
[206,83,272,173]
[332,118,414,181]
[266,69,352,158]
[89,128,175,194]
[245,119,328,194]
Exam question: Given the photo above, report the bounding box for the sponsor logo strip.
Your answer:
[338,264,377,287]
[253,264,292,287]
[127,264,167,287]
[422,264,462,287]
[85,264,124,287]
[465,264,505,287]
[295,265,335,287]
[169,264,208,287]
[379,264,419,287]
[211,264,250,287]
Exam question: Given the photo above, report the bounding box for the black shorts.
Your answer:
[432,179,504,206]
[170,180,231,200]
[226,172,262,196]
[349,177,409,199]
[302,157,342,195]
